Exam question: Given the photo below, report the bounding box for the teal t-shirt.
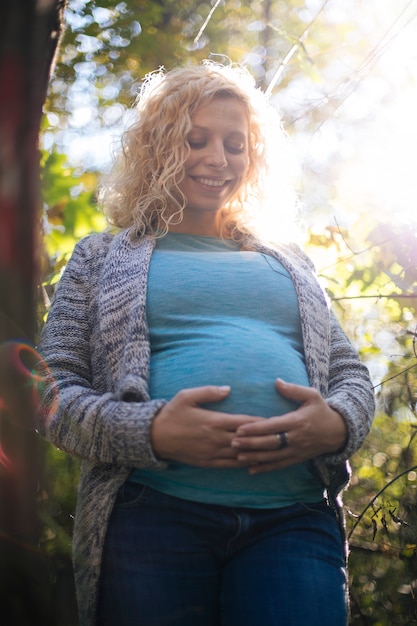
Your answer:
[130,233,323,507]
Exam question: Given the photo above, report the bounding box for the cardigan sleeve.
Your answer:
[37,235,168,469]
[322,310,375,465]
[250,237,375,466]
[271,240,375,464]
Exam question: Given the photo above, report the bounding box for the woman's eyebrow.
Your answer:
[190,125,247,138]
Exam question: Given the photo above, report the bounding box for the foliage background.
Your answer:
[38,1,417,624]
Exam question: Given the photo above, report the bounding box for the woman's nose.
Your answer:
[206,142,227,169]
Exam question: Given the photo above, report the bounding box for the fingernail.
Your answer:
[238,455,248,462]
[231,440,240,448]
[218,385,231,392]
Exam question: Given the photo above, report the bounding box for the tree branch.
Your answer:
[347,464,417,540]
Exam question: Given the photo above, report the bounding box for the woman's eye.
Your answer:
[187,139,246,153]
[188,140,206,149]
[226,144,245,154]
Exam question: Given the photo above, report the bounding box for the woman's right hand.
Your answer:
[150,386,263,467]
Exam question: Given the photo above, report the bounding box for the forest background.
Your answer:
[1,0,417,625]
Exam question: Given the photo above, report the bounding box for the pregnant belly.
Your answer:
[149,334,310,418]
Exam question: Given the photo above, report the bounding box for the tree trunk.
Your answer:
[0,1,67,624]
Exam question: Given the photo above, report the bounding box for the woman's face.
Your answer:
[173,96,250,235]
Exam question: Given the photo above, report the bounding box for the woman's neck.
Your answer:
[167,209,222,237]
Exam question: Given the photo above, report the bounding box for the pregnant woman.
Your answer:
[38,62,375,626]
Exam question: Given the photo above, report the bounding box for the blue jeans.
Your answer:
[97,482,347,626]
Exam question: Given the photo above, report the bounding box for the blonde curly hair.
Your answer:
[100,62,291,240]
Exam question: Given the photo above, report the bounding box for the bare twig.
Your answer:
[265,0,331,95]
[193,0,222,45]
[265,42,299,96]
[347,464,417,540]
[372,363,417,390]
[289,1,417,126]
[330,294,417,302]
[317,218,406,274]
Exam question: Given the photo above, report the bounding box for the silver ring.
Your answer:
[275,431,288,450]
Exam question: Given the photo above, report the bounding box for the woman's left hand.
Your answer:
[231,379,348,475]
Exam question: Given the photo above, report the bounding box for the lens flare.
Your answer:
[0,341,58,470]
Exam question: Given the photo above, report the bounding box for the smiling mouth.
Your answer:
[193,177,229,188]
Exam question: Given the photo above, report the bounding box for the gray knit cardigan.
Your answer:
[38,227,375,626]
